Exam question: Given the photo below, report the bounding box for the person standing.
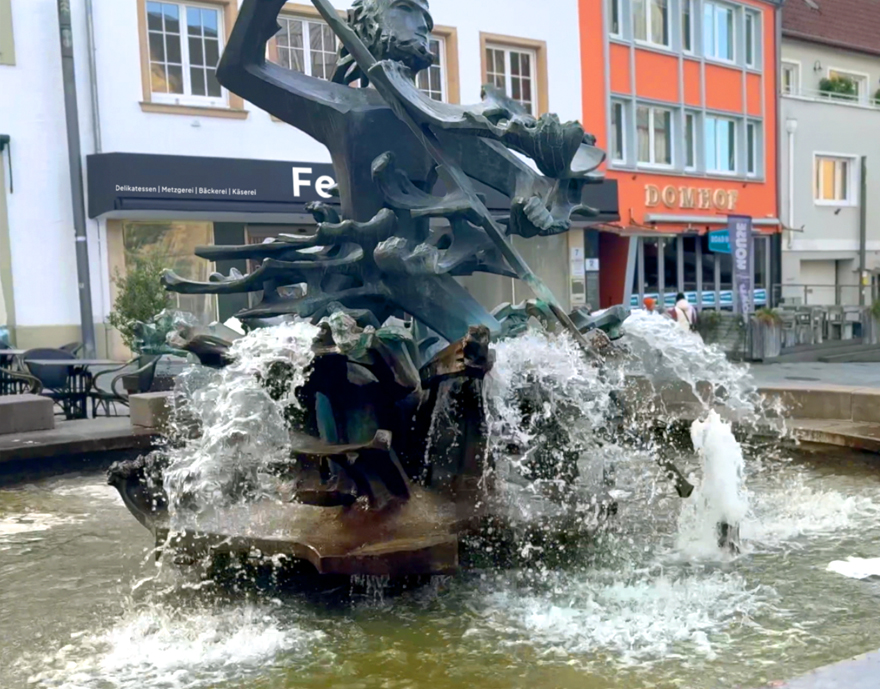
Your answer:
[672,292,698,335]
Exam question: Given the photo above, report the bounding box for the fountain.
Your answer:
[109,0,704,579]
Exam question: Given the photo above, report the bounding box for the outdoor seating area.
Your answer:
[0,342,167,423]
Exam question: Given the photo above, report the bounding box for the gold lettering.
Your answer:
[662,185,677,208]
[645,184,661,207]
[679,187,696,209]
[713,189,729,210]
[727,190,739,211]
[698,188,712,210]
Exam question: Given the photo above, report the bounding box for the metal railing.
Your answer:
[773,283,865,307]
[783,86,880,109]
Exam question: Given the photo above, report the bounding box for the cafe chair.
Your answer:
[0,366,42,396]
[91,355,162,417]
[23,348,83,418]
[60,342,84,357]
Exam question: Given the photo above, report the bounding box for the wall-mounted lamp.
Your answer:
[813,60,823,72]
[0,134,11,193]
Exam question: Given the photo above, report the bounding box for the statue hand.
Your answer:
[509,196,570,238]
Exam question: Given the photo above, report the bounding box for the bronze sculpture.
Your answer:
[111,0,630,578]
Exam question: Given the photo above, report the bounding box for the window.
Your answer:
[745,12,757,68]
[637,105,672,166]
[609,0,621,36]
[746,122,758,176]
[682,0,693,52]
[486,44,538,114]
[782,61,800,95]
[0,0,14,66]
[416,37,447,101]
[703,2,734,62]
[685,112,696,169]
[633,0,670,47]
[273,15,337,80]
[828,69,868,103]
[610,102,625,162]
[705,115,736,173]
[146,1,225,105]
[815,155,855,204]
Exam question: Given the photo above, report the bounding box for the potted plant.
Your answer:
[750,307,783,360]
[108,253,173,393]
[818,75,857,101]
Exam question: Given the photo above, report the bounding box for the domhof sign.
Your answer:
[645,184,740,212]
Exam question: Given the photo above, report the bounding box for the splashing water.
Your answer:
[622,310,763,420]
[162,321,319,520]
[677,411,749,558]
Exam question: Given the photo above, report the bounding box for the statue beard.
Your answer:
[377,33,434,75]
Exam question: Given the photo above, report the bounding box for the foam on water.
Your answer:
[162,321,319,519]
[24,603,324,689]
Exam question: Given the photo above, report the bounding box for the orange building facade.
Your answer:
[579,0,782,310]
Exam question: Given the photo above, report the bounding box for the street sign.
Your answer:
[708,229,731,254]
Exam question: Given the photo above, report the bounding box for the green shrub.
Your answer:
[754,307,782,325]
[872,300,880,322]
[108,254,172,352]
[819,75,857,100]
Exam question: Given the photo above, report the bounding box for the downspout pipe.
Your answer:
[773,0,784,307]
[859,156,867,306]
[57,0,97,358]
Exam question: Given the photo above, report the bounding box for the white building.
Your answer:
[779,0,880,307]
[0,0,607,357]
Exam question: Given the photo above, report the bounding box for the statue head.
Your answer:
[338,0,434,82]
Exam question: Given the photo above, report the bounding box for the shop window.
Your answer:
[610,101,626,162]
[781,61,800,95]
[703,1,734,62]
[699,234,717,295]
[682,0,693,52]
[0,0,15,66]
[754,235,768,289]
[146,1,226,105]
[485,43,539,114]
[815,154,856,205]
[272,14,338,80]
[637,105,672,167]
[663,238,678,293]
[121,221,218,325]
[718,250,733,291]
[643,238,659,292]
[633,0,669,48]
[683,236,698,293]
[705,115,736,173]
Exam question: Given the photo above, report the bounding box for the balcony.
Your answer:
[783,86,880,110]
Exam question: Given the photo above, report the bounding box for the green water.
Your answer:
[2,448,880,689]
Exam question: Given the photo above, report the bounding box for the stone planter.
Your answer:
[748,318,782,361]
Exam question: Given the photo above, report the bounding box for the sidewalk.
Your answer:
[750,362,880,390]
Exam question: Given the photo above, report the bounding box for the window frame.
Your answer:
[636,104,674,168]
[814,153,858,206]
[703,1,735,64]
[684,111,697,170]
[609,0,622,37]
[746,121,758,177]
[480,33,548,115]
[781,60,800,95]
[744,11,759,69]
[827,67,870,104]
[682,0,694,53]
[610,101,626,163]
[633,0,671,49]
[704,114,737,175]
[137,0,247,117]
[270,13,339,81]
[0,0,14,66]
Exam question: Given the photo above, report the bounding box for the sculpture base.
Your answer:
[153,487,465,577]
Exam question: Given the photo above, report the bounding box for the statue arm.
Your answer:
[217,0,364,140]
